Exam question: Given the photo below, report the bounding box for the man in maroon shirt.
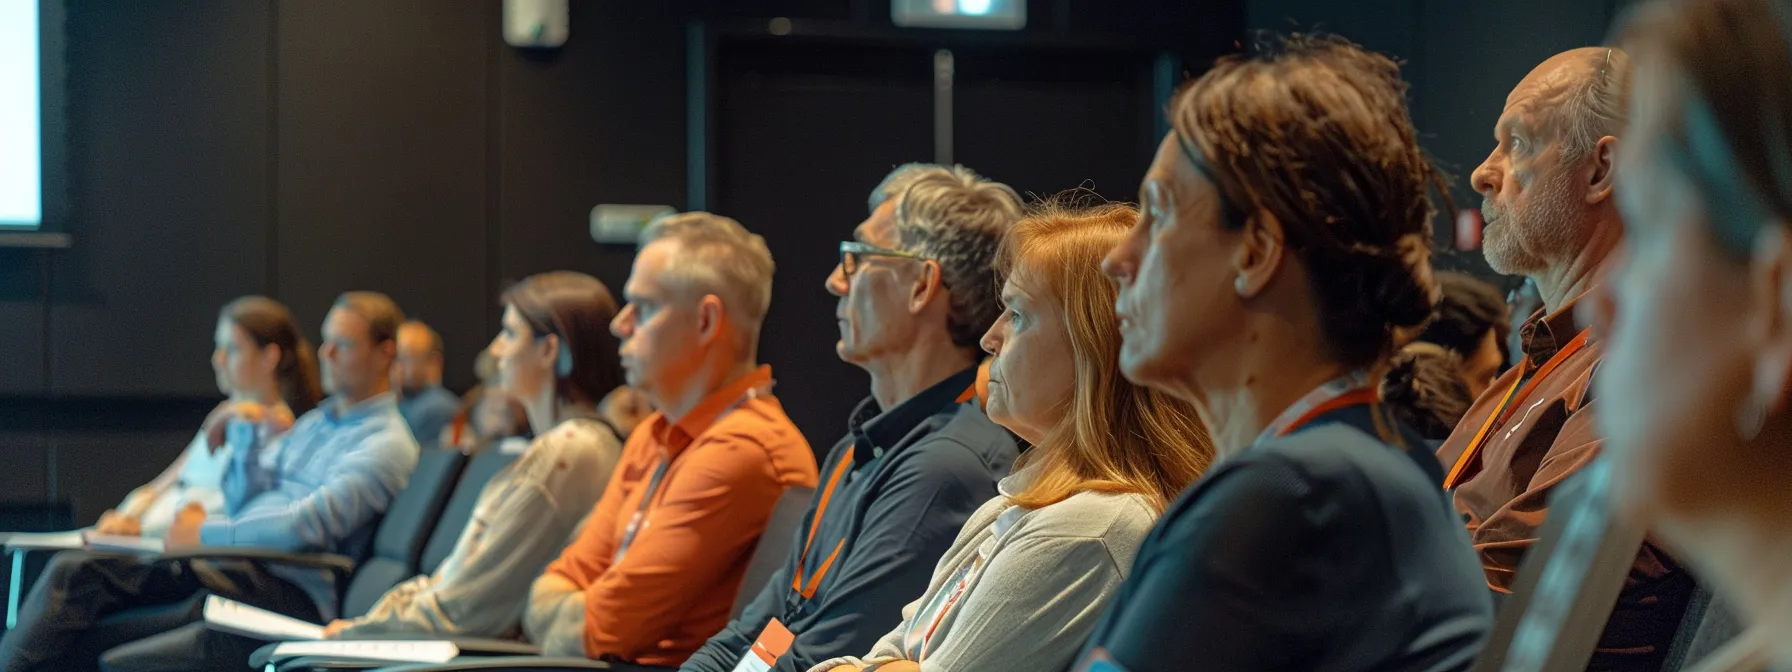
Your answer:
[1438,47,1693,670]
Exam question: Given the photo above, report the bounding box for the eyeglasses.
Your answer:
[839,240,928,278]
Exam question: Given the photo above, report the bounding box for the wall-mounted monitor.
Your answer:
[892,0,1026,30]
[1,0,64,232]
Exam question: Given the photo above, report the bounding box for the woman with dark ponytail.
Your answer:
[94,296,319,539]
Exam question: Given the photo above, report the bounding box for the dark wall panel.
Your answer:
[48,0,273,396]
[494,4,688,308]
[0,252,47,394]
[54,429,195,525]
[0,431,50,504]
[274,0,493,391]
[715,41,933,444]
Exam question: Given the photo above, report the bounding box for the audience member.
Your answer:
[523,213,818,667]
[1416,271,1511,397]
[1436,45,1694,667]
[1595,0,1792,666]
[320,272,627,640]
[597,385,653,439]
[1077,34,1491,670]
[1381,345,1475,442]
[814,200,1213,672]
[95,296,321,539]
[393,320,460,445]
[0,292,420,672]
[683,163,1022,672]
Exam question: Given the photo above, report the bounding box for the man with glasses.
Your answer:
[682,165,1022,672]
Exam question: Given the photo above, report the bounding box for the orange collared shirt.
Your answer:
[541,365,818,666]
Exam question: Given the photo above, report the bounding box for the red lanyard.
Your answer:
[1273,387,1382,438]
[1443,328,1592,490]
[789,384,978,601]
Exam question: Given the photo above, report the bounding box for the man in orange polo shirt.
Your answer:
[1439,48,1691,669]
[524,212,818,667]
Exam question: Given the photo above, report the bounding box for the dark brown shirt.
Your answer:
[1437,290,1691,668]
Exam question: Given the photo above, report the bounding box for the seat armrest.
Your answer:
[377,658,612,671]
[154,546,356,577]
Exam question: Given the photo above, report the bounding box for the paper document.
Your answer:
[269,640,460,664]
[3,530,164,553]
[83,534,164,553]
[201,595,324,641]
[3,530,87,550]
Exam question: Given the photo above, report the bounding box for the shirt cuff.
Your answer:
[197,519,234,546]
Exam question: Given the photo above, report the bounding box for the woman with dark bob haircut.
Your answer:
[320,271,629,641]
[1075,33,1492,671]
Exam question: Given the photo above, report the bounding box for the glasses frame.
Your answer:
[839,240,929,278]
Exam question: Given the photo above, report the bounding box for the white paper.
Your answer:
[730,653,773,672]
[3,530,87,550]
[83,534,164,554]
[269,640,460,664]
[201,595,325,641]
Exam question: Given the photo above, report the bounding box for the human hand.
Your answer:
[204,401,272,450]
[164,502,207,549]
[94,510,143,537]
[321,619,352,639]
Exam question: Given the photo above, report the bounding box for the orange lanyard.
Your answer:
[1274,388,1382,439]
[789,384,979,601]
[1443,329,1592,490]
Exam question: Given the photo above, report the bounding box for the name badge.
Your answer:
[730,618,794,672]
[1072,647,1132,672]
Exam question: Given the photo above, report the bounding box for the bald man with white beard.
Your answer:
[1437,47,1693,669]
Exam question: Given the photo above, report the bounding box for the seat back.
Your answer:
[731,485,816,619]
[420,446,523,574]
[1664,583,1749,671]
[340,447,467,617]
[1470,457,1647,672]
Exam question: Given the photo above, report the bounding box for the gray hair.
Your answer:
[637,211,776,335]
[869,163,1023,348]
[1560,48,1633,160]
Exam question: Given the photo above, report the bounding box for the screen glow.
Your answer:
[0,0,42,228]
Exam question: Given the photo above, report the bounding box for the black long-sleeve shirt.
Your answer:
[1077,405,1492,672]
[682,367,1018,672]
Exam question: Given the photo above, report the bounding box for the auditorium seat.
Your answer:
[257,485,817,672]
[42,446,467,672]
[1468,457,1645,671]
[1663,584,1747,671]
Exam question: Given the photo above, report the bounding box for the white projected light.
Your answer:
[0,1,42,228]
[893,0,1025,30]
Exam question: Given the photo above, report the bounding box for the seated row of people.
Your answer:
[17,0,1792,665]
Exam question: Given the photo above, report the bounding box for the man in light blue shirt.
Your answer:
[0,292,420,672]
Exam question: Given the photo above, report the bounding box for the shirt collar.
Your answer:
[322,392,398,425]
[849,365,980,464]
[651,365,776,455]
[1520,287,1597,367]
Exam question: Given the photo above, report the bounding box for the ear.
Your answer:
[908,260,947,315]
[379,339,398,363]
[540,332,564,368]
[1586,135,1619,205]
[1750,225,1792,414]
[696,295,727,346]
[1231,209,1287,299]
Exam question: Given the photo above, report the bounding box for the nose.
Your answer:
[319,342,335,362]
[1102,231,1136,285]
[979,321,1002,357]
[1471,152,1501,198]
[486,333,503,359]
[611,305,634,339]
[212,348,226,370]
[825,263,848,297]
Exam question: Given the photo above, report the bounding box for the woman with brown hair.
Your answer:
[812,199,1213,672]
[1076,33,1491,671]
[1591,0,1792,667]
[94,296,320,538]
[321,271,628,640]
